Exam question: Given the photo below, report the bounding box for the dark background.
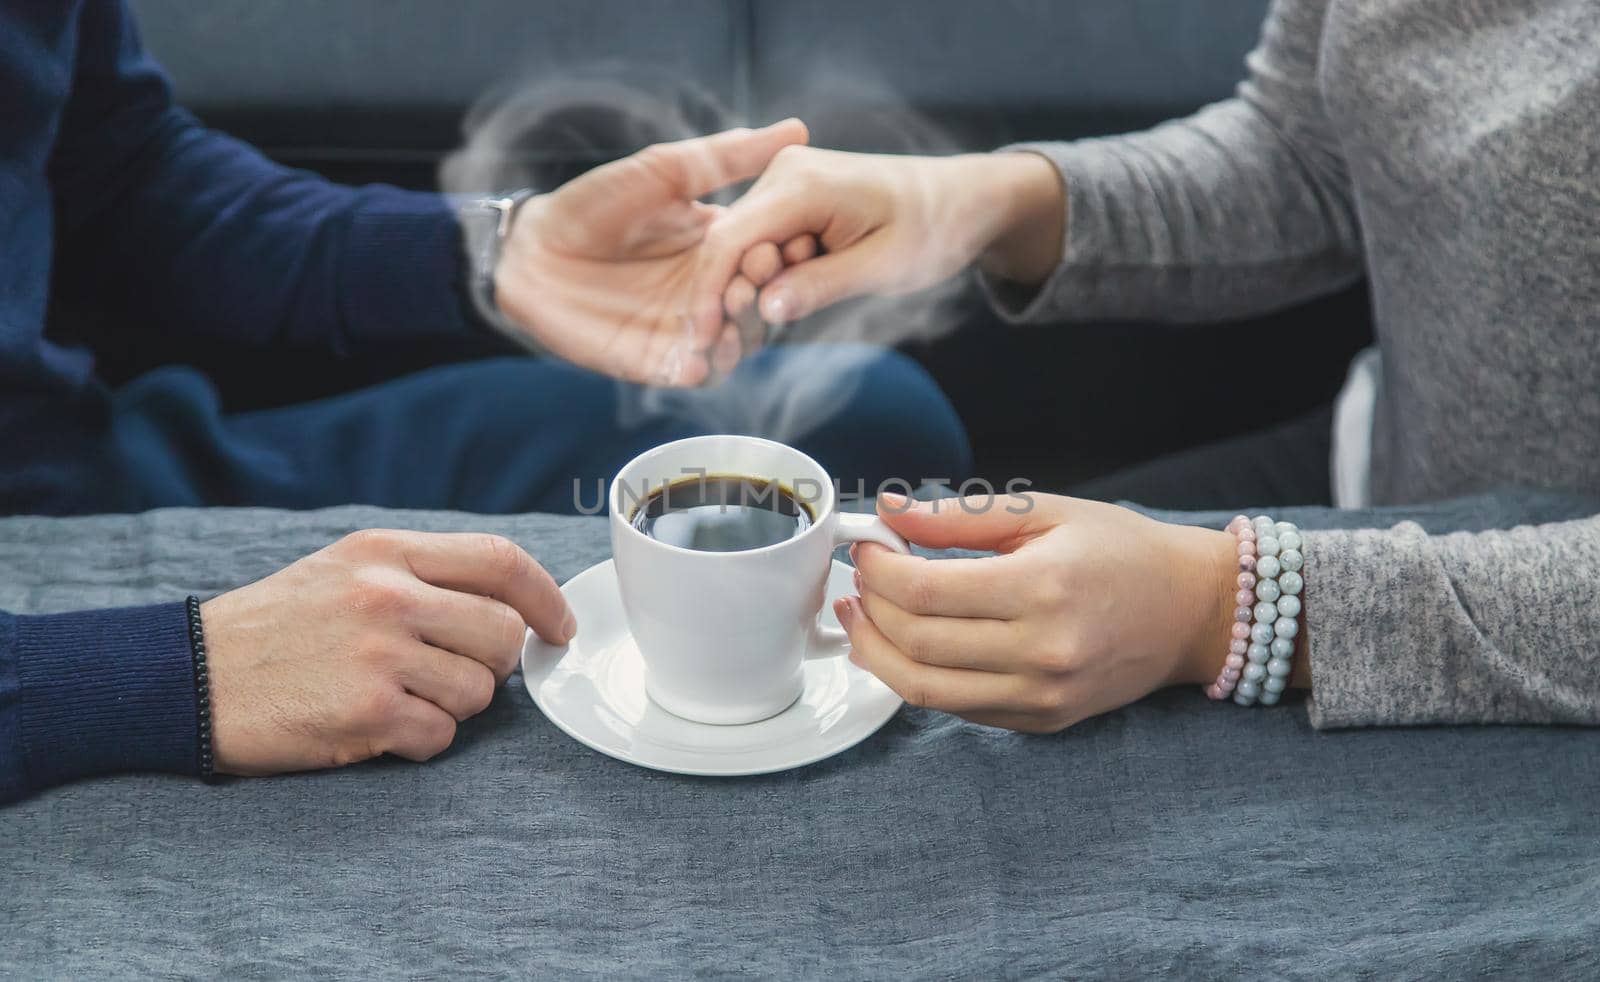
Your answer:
[99,0,1373,490]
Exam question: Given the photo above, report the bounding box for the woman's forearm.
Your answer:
[1183,511,1600,721]
[973,151,1067,287]
[977,0,1362,327]
[1304,516,1600,728]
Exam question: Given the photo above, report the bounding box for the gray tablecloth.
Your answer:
[4,498,1600,979]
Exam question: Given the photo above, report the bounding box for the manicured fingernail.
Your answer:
[848,543,859,564]
[561,610,577,642]
[834,596,856,627]
[853,569,863,592]
[762,288,793,322]
[878,491,908,511]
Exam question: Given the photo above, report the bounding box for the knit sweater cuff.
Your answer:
[1303,523,1501,729]
[15,603,199,791]
[339,190,483,344]
[976,141,1114,326]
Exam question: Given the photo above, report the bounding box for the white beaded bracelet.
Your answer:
[1216,515,1303,707]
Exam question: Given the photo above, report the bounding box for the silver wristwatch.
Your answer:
[457,189,536,323]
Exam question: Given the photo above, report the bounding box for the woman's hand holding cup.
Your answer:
[839,493,1249,733]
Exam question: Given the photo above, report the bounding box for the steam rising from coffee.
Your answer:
[440,65,972,446]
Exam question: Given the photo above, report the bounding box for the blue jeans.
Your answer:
[98,346,972,515]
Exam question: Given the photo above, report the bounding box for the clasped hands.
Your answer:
[491,117,1065,387]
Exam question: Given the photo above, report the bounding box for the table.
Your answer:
[3,501,1598,978]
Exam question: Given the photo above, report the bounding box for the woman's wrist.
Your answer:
[972,150,1067,287]
[1291,602,1312,688]
[1185,517,1315,696]
[1169,526,1245,687]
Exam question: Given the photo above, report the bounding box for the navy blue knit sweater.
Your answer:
[1,2,472,803]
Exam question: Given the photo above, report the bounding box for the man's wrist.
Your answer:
[456,189,537,330]
[11,603,202,793]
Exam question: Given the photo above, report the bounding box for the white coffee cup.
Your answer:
[609,435,909,725]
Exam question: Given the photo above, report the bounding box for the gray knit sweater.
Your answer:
[987,0,1600,727]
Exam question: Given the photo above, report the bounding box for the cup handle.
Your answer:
[806,511,911,659]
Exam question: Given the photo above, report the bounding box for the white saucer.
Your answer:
[521,558,902,777]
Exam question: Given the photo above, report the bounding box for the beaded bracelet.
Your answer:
[1204,515,1257,700]
[185,596,216,781]
[1205,515,1304,706]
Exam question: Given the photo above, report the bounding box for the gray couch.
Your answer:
[114,0,1372,491]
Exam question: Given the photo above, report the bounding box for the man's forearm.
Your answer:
[1,604,200,805]
[49,0,479,353]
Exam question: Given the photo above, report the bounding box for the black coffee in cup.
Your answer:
[630,475,815,552]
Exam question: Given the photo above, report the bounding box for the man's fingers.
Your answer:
[630,306,711,388]
[411,585,526,680]
[379,531,574,645]
[618,200,719,259]
[857,587,1023,671]
[724,273,758,321]
[836,597,1031,714]
[710,322,743,381]
[664,348,713,388]
[854,543,1030,619]
[392,642,500,722]
[380,693,460,762]
[580,297,711,388]
[649,118,809,202]
[723,273,769,360]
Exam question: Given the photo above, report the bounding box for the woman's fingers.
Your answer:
[856,586,1025,672]
[730,237,824,315]
[758,233,894,323]
[960,710,1072,735]
[876,493,1056,552]
[739,242,785,286]
[836,596,1034,714]
[854,543,1032,619]
[693,183,824,334]
[782,234,819,264]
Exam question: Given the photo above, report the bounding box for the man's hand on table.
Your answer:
[201,530,574,775]
[490,118,809,388]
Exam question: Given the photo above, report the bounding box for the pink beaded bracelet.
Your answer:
[1205,515,1259,701]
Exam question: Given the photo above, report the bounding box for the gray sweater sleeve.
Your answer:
[1303,517,1600,727]
[982,0,1600,729]
[982,0,1364,324]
